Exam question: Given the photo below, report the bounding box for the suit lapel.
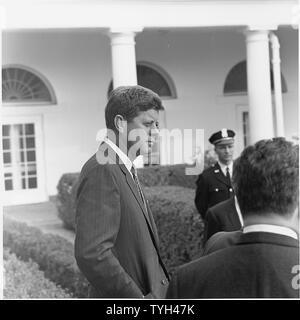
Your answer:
[97,141,151,222]
[120,164,149,216]
[213,162,231,187]
[226,198,242,229]
[144,196,160,245]
[118,163,159,245]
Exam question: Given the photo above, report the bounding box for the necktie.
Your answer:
[226,166,231,181]
[131,166,147,210]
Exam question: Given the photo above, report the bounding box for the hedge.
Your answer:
[144,186,205,271]
[3,248,72,299]
[56,172,79,230]
[56,151,217,228]
[3,218,89,298]
[137,164,198,189]
[57,182,204,273]
[56,167,201,230]
[137,149,217,188]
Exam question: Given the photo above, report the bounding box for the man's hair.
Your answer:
[105,85,164,131]
[232,137,299,217]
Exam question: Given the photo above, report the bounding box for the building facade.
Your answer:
[0,0,298,205]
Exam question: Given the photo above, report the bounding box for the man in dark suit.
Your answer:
[203,196,243,243]
[202,230,242,256]
[167,138,299,298]
[75,85,169,298]
[195,129,235,219]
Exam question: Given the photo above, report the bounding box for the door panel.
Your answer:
[2,116,47,205]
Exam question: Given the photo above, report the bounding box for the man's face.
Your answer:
[127,109,159,158]
[214,142,234,165]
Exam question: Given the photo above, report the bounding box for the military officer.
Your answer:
[195,129,235,219]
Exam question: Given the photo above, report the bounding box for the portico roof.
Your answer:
[0,0,297,30]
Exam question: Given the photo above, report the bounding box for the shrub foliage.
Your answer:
[144,186,204,272]
[3,218,89,298]
[4,248,72,299]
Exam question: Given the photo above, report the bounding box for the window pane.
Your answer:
[25,124,34,135]
[5,180,13,191]
[19,137,24,148]
[20,150,25,162]
[27,163,37,175]
[2,67,53,103]
[27,151,36,162]
[19,124,24,135]
[28,177,37,189]
[2,125,10,137]
[3,152,11,164]
[137,65,172,97]
[4,173,12,178]
[22,178,27,189]
[3,138,10,150]
[26,137,35,148]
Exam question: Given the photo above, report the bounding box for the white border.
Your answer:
[0,4,5,301]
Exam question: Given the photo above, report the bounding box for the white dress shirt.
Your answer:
[104,137,133,177]
[234,196,244,227]
[218,161,233,178]
[243,224,298,240]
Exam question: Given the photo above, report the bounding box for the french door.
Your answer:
[2,116,47,205]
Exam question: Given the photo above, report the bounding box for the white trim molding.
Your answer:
[0,1,297,30]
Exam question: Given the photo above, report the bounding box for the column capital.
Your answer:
[244,29,270,43]
[109,26,144,35]
[246,25,278,32]
[108,27,144,46]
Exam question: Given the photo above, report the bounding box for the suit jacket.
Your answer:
[195,162,234,220]
[204,197,242,243]
[166,232,300,298]
[74,143,169,298]
[202,230,243,256]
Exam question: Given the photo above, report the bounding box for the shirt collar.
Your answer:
[243,224,298,240]
[234,196,244,227]
[218,161,233,176]
[104,137,133,176]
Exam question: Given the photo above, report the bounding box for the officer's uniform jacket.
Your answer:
[194,162,234,219]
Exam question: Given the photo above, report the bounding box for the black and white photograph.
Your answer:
[0,0,299,304]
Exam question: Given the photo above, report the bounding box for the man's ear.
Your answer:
[114,115,126,133]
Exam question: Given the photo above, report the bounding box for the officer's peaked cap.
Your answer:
[209,128,235,145]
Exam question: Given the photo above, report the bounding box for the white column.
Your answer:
[109,28,142,88]
[245,29,274,144]
[270,32,285,137]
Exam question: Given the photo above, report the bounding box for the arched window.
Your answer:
[223,60,287,95]
[108,62,177,99]
[2,66,56,105]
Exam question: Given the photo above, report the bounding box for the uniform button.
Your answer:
[229,188,233,192]
[215,188,219,192]
[161,279,167,285]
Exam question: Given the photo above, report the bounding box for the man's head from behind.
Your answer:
[233,138,299,221]
[105,85,164,159]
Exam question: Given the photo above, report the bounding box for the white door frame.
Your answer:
[2,114,47,205]
[235,104,249,156]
